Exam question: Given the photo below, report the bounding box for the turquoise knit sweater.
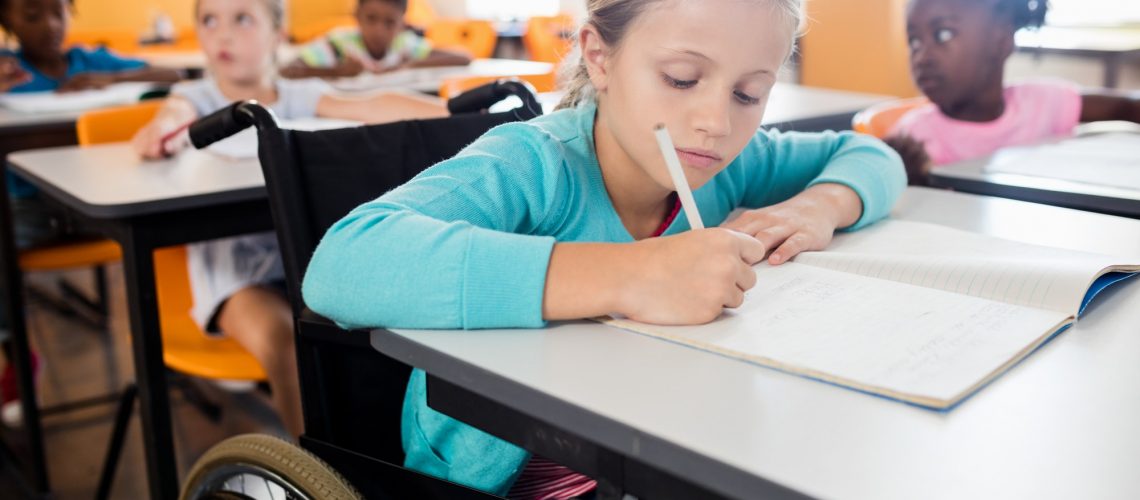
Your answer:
[303,99,906,495]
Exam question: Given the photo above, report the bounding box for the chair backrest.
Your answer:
[425,19,497,59]
[852,97,930,138]
[291,15,357,44]
[523,14,575,64]
[438,71,556,100]
[78,100,266,381]
[405,0,438,30]
[76,100,165,145]
[256,109,537,316]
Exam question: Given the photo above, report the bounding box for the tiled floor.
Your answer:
[0,265,289,499]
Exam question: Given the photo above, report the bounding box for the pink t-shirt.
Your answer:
[889,80,1083,166]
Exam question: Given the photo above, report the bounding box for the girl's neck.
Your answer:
[23,50,68,78]
[944,78,1006,123]
[593,112,673,240]
[215,74,279,105]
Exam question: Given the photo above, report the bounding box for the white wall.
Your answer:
[427,0,586,20]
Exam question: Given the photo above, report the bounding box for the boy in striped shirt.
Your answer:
[283,0,470,79]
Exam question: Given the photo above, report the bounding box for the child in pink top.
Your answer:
[888,0,1140,185]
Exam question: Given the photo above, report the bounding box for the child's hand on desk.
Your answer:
[0,56,31,92]
[56,72,116,93]
[619,229,766,325]
[721,184,862,265]
[883,134,932,186]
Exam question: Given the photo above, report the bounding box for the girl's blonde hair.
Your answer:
[195,0,286,30]
[556,0,805,110]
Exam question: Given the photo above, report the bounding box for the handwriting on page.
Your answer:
[609,262,1067,404]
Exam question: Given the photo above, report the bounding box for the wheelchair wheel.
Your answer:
[180,434,362,500]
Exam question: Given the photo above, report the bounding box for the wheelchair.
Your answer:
[177,81,544,500]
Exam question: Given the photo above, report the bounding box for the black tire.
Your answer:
[180,434,363,500]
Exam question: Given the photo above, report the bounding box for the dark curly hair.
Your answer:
[990,0,1049,31]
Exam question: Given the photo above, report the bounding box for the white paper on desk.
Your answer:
[329,66,470,92]
[0,82,156,113]
[205,118,361,160]
[982,133,1140,189]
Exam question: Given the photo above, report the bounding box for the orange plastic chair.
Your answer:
[851,97,930,138]
[405,0,438,31]
[438,72,557,100]
[291,15,357,44]
[76,102,267,382]
[425,19,498,59]
[523,14,576,64]
[64,29,138,52]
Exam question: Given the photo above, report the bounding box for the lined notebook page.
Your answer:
[793,220,1134,316]
[606,262,1068,407]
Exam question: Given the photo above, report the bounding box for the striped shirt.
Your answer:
[296,28,432,72]
[508,457,596,500]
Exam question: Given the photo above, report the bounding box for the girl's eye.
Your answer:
[663,74,697,90]
[908,35,921,51]
[935,28,955,43]
[734,90,760,106]
[200,14,216,28]
[237,13,254,26]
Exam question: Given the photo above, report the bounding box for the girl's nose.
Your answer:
[692,90,732,139]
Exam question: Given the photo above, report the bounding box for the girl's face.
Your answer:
[586,0,791,193]
[356,0,405,59]
[195,0,282,85]
[3,0,68,61]
[906,0,1012,112]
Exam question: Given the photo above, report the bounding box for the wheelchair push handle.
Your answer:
[188,100,277,149]
[446,79,542,117]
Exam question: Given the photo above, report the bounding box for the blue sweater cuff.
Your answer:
[809,164,901,232]
[462,227,556,329]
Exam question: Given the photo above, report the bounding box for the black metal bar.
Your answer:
[38,390,122,416]
[95,383,137,500]
[0,160,50,494]
[117,224,179,500]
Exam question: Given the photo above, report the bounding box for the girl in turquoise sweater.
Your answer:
[304,0,906,496]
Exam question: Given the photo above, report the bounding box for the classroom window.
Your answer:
[466,0,560,21]
[1046,0,1140,27]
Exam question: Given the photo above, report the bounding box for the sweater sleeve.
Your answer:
[302,123,564,330]
[737,129,906,230]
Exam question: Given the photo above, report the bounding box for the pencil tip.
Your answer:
[654,123,665,131]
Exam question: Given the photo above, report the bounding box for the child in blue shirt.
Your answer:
[304,0,906,496]
[0,0,181,93]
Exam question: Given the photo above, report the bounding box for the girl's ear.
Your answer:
[579,24,611,93]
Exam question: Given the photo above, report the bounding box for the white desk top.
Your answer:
[931,132,1140,216]
[329,58,555,94]
[380,187,1140,499]
[8,144,262,218]
[764,83,891,126]
[498,83,891,128]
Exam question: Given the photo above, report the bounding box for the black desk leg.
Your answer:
[119,226,179,500]
[0,171,50,494]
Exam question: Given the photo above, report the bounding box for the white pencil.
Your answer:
[653,123,704,230]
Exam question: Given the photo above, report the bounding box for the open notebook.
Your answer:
[604,220,1139,409]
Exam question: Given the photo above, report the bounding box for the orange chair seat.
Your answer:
[154,246,267,381]
[852,97,931,138]
[18,239,122,271]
